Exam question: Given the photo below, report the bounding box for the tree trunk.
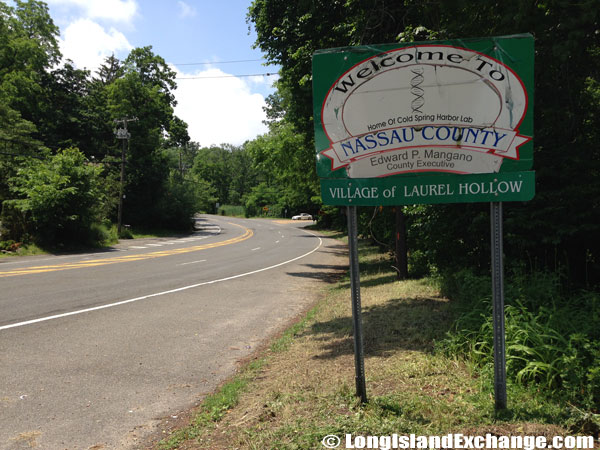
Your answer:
[395,206,408,279]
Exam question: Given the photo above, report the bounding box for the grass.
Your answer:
[0,223,183,257]
[152,238,597,450]
[217,205,246,217]
[437,269,600,419]
[126,227,186,239]
[0,242,46,258]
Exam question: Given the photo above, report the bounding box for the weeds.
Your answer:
[0,241,45,257]
[438,269,600,419]
[217,205,245,217]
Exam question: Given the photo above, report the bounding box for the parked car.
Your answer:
[292,213,313,220]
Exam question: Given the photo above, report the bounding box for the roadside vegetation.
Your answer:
[156,240,598,449]
[0,241,44,258]
[2,0,599,447]
[0,1,316,254]
[2,1,599,285]
[439,270,600,415]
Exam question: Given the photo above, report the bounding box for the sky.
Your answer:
[41,0,279,147]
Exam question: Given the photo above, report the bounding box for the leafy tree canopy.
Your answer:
[248,0,600,283]
[5,148,103,247]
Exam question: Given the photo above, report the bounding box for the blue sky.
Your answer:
[41,0,278,146]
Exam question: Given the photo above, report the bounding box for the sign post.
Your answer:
[347,206,368,403]
[491,202,507,409]
[312,34,534,408]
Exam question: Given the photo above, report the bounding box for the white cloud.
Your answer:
[177,1,196,18]
[59,19,133,72]
[173,67,269,146]
[248,73,279,87]
[47,0,138,22]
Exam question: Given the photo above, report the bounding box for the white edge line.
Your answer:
[1,229,322,331]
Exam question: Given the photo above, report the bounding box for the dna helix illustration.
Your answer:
[410,67,425,113]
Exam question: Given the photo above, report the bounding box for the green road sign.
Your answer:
[312,34,535,205]
[321,171,534,206]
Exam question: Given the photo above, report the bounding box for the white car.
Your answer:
[292,213,313,220]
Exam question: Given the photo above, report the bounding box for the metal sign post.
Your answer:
[491,202,508,409]
[347,205,367,403]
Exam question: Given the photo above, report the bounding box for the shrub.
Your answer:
[0,240,20,252]
[217,205,245,217]
[4,148,104,248]
[438,269,600,411]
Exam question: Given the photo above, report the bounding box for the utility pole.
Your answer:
[114,117,138,235]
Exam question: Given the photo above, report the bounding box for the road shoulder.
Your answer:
[144,238,581,450]
[125,229,349,449]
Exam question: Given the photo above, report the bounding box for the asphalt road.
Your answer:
[0,215,348,449]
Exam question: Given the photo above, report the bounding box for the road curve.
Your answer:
[0,216,348,449]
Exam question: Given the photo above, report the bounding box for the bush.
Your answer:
[217,205,245,217]
[0,240,20,252]
[118,226,133,239]
[438,269,600,411]
[4,148,104,248]
[93,220,119,244]
[154,172,217,230]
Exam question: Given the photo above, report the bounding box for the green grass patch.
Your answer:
[217,205,245,217]
[155,240,599,449]
[437,269,600,419]
[0,241,46,258]
[127,227,184,239]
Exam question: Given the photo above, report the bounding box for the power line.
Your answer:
[174,58,265,66]
[176,72,277,80]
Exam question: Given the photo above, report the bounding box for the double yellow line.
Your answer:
[0,223,253,278]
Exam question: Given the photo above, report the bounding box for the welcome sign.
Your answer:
[313,34,535,205]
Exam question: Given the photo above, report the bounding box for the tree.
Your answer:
[37,62,94,151]
[245,121,319,214]
[157,171,216,230]
[0,0,60,215]
[0,0,60,126]
[191,146,234,206]
[0,104,46,199]
[228,146,258,205]
[244,182,280,217]
[0,3,201,242]
[248,0,600,283]
[105,46,179,226]
[5,148,103,247]
[95,54,124,85]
